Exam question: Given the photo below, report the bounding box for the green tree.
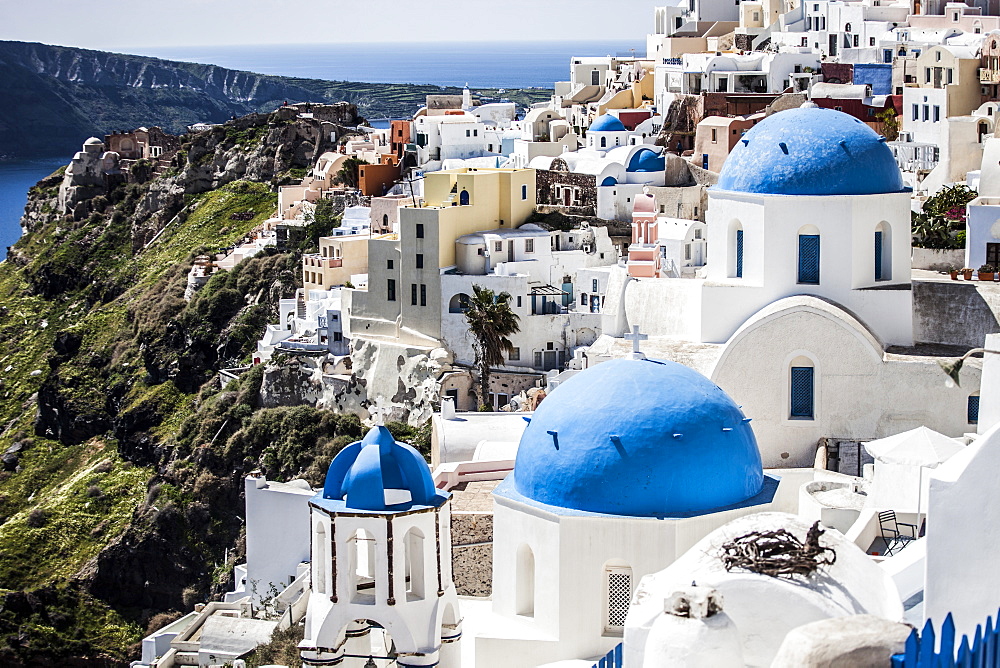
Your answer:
[912,184,978,249]
[876,108,900,142]
[337,157,369,189]
[465,285,520,410]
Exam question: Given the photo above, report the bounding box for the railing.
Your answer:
[593,643,623,668]
[982,69,1000,84]
[303,255,343,269]
[892,612,1000,667]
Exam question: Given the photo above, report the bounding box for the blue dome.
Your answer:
[716,107,906,196]
[513,359,764,517]
[322,426,438,511]
[590,114,627,132]
[628,148,665,173]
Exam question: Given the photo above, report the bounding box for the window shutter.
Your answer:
[790,367,815,418]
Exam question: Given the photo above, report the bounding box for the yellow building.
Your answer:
[344,167,537,345]
[302,233,371,292]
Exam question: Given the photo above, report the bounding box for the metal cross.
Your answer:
[626,325,648,360]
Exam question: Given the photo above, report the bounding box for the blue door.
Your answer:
[735,229,744,278]
[790,367,814,419]
[798,235,820,284]
[460,190,470,205]
[702,153,709,169]
[875,231,883,281]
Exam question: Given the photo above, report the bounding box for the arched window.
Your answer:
[600,136,607,148]
[350,528,376,604]
[460,190,470,206]
[797,225,821,285]
[604,561,633,634]
[969,393,981,424]
[382,213,389,227]
[314,524,328,595]
[404,528,425,601]
[875,221,891,281]
[516,544,535,617]
[449,293,472,314]
[789,356,815,420]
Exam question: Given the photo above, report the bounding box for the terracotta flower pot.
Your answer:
[963,269,974,280]
[950,271,959,280]
[980,272,995,282]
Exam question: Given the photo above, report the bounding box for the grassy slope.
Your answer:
[0,171,277,660]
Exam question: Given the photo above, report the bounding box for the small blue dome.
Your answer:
[322,426,438,511]
[628,148,665,173]
[513,359,764,517]
[590,114,627,132]
[601,176,618,186]
[716,107,906,196]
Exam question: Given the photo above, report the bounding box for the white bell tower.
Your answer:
[300,425,462,668]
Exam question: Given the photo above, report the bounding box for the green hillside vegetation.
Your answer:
[0,112,430,665]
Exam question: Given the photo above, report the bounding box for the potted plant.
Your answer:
[949,265,959,280]
[963,267,975,280]
[979,264,996,281]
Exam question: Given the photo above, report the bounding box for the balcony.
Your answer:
[982,68,1000,84]
[303,254,343,269]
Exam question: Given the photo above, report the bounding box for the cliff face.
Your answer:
[0,41,552,159]
[0,109,425,666]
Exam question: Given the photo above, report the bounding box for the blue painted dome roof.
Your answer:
[628,148,665,173]
[716,107,906,196]
[590,114,627,132]
[513,359,764,517]
[322,426,438,511]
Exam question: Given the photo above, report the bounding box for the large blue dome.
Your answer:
[512,358,764,517]
[628,147,666,173]
[715,107,906,196]
[590,114,627,132]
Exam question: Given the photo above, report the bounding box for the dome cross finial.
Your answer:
[370,396,388,426]
[626,325,648,360]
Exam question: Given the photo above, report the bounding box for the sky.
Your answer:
[0,0,660,50]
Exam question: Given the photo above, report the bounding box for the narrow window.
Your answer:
[875,230,884,281]
[592,279,599,292]
[495,241,503,252]
[388,279,396,302]
[416,223,424,238]
[790,366,815,419]
[416,253,424,269]
[521,184,528,200]
[933,106,940,122]
[387,259,394,270]
[420,284,427,307]
[735,228,744,278]
[605,566,633,633]
[517,295,522,308]
[912,104,919,121]
[516,544,535,616]
[411,283,417,305]
[711,128,718,143]
[969,395,981,424]
[581,293,588,306]
[525,238,534,253]
[798,234,820,284]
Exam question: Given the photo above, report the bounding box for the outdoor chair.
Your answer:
[878,510,918,556]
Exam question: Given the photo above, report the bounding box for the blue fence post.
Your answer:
[919,619,937,668]
[985,617,995,668]
[614,643,623,667]
[971,624,983,668]
[941,613,957,668]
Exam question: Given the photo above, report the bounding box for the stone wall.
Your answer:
[534,169,598,215]
[911,248,964,271]
[913,280,1000,347]
[451,512,492,596]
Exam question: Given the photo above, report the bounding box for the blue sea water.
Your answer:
[0,158,66,259]
[1,40,643,252]
[126,40,645,89]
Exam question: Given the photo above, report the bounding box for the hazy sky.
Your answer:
[0,0,659,50]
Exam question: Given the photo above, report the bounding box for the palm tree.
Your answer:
[465,285,520,410]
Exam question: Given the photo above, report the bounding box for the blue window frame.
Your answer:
[875,231,884,281]
[790,366,815,419]
[969,395,980,424]
[736,229,744,278]
[798,234,820,284]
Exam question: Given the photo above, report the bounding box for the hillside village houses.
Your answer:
[129,0,1000,663]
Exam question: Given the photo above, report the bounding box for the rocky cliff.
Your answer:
[0,109,427,666]
[0,41,551,159]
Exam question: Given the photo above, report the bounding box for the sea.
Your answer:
[0,40,643,257]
